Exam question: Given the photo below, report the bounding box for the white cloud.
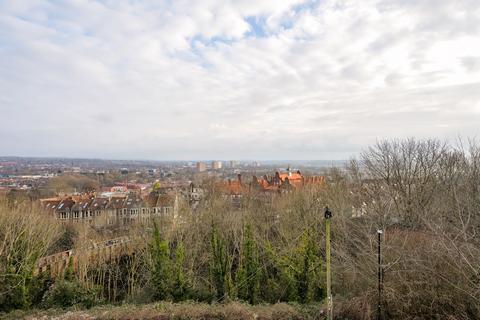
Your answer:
[0,0,479,160]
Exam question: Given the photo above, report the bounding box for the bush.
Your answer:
[0,200,60,312]
[42,279,102,309]
[43,280,81,308]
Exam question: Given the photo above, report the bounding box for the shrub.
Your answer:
[0,201,60,312]
[42,279,102,309]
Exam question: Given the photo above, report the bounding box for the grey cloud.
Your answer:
[91,113,114,124]
[461,57,480,72]
[368,31,408,53]
[384,72,404,86]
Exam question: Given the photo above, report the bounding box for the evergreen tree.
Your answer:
[237,224,260,304]
[172,241,188,301]
[64,256,75,282]
[295,230,325,303]
[149,220,172,300]
[209,224,232,300]
[295,230,317,303]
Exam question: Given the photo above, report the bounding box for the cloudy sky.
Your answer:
[1,0,479,160]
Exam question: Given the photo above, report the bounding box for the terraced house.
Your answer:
[41,191,178,228]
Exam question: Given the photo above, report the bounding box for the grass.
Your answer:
[1,301,326,320]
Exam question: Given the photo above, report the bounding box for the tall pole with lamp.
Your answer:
[324,207,333,320]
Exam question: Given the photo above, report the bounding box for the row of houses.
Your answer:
[40,170,324,226]
[41,191,178,228]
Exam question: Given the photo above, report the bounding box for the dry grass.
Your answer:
[1,302,325,320]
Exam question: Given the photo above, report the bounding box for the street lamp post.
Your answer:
[324,207,333,320]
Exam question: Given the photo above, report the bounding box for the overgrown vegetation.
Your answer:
[0,202,60,311]
[1,138,480,319]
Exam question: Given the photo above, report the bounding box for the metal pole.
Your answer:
[377,229,383,320]
[326,213,333,320]
[321,206,333,320]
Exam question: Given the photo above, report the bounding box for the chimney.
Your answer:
[237,174,242,184]
[275,172,281,185]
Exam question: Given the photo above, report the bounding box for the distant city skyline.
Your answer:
[1,0,479,160]
[0,156,347,166]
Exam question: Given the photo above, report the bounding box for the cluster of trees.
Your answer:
[1,138,479,319]
[75,207,326,306]
[0,195,326,312]
[331,138,480,319]
[47,175,100,194]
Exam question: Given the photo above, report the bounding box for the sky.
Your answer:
[1,0,480,160]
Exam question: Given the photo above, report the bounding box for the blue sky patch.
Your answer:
[245,16,267,38]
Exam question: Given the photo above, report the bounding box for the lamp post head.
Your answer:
[377,229,383,234]
[324,207,332,220]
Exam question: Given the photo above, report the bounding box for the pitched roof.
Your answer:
[253,171,324,192]
[146,192,160,207]
[156,194,175,207]
[279,172,303,181]
[124,194,145,209]
[42,199,62,211]
[71,198,93,211]
[90,197,109,210]
[56,198,76,211]
[223,180,245,195]
[106,196,127,209]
